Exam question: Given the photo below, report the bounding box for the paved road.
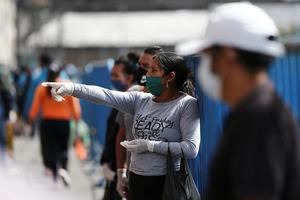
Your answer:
[0,136,103,200]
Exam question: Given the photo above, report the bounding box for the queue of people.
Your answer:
[115,46,163,199]
[1,1,300,200]
[100,52,141,200]
[43,49,201,200]
[41,2,300,200]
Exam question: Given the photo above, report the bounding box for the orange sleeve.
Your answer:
[29,86,44,122]
[69,97,81,121]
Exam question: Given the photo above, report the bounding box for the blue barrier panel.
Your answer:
[184,52,300,196]
[270,53,300,119]
[185,56,228,195]
[80,64,112,145]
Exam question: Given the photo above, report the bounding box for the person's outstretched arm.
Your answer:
[42,82,138,115]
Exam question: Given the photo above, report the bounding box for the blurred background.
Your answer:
[9,0,300,69]
[0,0,300,200]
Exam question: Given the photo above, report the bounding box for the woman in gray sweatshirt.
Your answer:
[43,52,200,200]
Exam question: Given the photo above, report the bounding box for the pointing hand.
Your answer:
[41,82,75,102]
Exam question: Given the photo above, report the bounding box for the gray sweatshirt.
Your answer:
[73,84,200,176]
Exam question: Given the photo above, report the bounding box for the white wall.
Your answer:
[27,10,208,48]
[0,0,16,69]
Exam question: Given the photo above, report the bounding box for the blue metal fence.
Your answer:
[185,52,300,195]
[270,53,300,120]
[185,56,228,195]
[80,64,112,146]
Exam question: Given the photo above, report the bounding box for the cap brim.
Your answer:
[175,39,213,56]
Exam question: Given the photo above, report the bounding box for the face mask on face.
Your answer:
[146,76,164,96]
[111,80,127,91]
[197,54,222,100]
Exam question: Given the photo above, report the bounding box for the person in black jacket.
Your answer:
[101,52,139,200]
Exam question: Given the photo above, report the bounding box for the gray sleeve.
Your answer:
[72,83,137,115]
[115,112,125,127]
[152,99,200,159]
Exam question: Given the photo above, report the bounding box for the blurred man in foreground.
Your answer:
[196,2,300,200]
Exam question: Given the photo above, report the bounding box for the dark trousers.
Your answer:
[40,119,70,178]
[129,172,165,200]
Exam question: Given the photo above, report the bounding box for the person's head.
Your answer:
[111,52,140,91]
[137,46,164,85]
[39,53,52,68]
[196,2,284,102]
[46,63,61,96]
[146,52,190,97]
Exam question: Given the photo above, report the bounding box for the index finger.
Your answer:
[41,82,60,87]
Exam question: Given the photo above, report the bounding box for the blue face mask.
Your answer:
[111,80,127,91]
[146,76,164,96]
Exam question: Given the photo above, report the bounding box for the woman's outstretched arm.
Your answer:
[43,82,139,115]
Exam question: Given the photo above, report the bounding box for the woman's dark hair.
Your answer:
[114,52,140,83]
[154,52,195,96]
[47,63,61,96]
[234,48,275,73]
[144,46,164,56]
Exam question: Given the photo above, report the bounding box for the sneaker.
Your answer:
[58,168,72,187]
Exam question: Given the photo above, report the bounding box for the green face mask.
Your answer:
[146,76,164,96]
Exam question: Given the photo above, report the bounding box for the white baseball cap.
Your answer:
[197,2,284,57]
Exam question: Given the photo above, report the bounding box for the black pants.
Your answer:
[129,172,165,200]
[40,119,70,178]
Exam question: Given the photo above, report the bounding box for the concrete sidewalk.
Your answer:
[0,136,102,200]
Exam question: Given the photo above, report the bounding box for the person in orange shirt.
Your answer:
[29,63,81,186]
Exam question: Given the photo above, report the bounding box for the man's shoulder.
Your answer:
[233,88,286,120]
[227,92,298,146]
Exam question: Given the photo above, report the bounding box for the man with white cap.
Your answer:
[196,2,300,200]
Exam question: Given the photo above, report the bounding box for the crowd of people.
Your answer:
[1,2,300,200]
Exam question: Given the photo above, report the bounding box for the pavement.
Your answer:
[0,136,104,200]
